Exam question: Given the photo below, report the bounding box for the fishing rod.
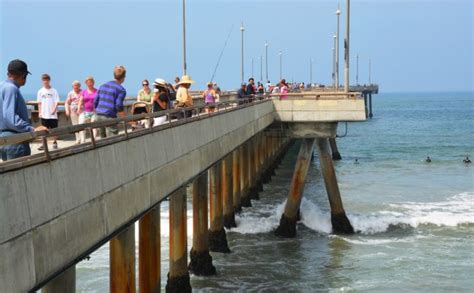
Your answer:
[210,24,234,83]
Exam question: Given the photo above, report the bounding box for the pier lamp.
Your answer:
[265,41,269,81]
[310,58,314,85]
[240,23,245,83]
[182,0,187,75]
[333,34,336,88]
[344,0,350,92]
[335,4,341,90]
[279,51,283,80]
[260,55,263,82]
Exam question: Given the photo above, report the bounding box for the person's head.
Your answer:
[85,76,95,89]
[207,82,213,89]
[248,77,254,84]
[280,79,287,86]
[72,80,81,92]
[113,65,126,83]
[241,83,246,89]
[178,75,194,89]
[7,59,31,87]
[153,88,160,97]
[142,79,149,90]
[175,76,180,84]
[42,73,51,88]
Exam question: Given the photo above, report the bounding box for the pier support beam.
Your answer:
[209,163,231,253]
[222,154,236,228]
[232,149,242,213]
[363,93,369,118]
[316,138,354,234]
[166,187,191,293]
[42,266,75,293]
[329,137,342,161]
[139,206,160,293]
[240,143,251,207]
[189,173,216,276]
[369,93,373,118]
[248,138,260,200]
[110,225,136,293]
[275,138,316,238]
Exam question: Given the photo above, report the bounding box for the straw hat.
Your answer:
[177,75,195,85]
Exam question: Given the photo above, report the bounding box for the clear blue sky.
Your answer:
[1,0,473,97]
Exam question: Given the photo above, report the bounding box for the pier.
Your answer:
[1,91,366,292]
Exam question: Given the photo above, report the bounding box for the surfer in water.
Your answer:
[425,156,432,163]
[354,158,359,164]
[463,156,471,164]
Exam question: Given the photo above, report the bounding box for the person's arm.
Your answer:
[137,90,142,102]
[77,92,84,114]
[116,89,126,117]
[65,92,71,116]
[3,88,37,133]
[52,90,60,115]
[37,90,42,118]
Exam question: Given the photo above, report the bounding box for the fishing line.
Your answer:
[210,24,234,83]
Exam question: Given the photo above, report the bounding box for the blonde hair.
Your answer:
[85,76,94,83]
[72,80,81,86]
[113,65,126,81]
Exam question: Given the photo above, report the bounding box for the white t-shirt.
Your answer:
[37,87,60,119]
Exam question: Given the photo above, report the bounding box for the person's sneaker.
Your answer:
[37,145,45,151]
[52,142,58,149]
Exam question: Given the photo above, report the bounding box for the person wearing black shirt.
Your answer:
[246,77,256,98]
[237,83,248,105]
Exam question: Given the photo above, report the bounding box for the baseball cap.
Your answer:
[7,59,31,75]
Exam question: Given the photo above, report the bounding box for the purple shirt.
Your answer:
[82,88,97,112]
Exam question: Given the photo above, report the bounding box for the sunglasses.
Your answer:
[143,83,149,86]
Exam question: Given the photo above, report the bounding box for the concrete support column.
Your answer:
[232,149,242,213]
[209,163,231,253]
[329,137,342,161]
[240,143,252,207]
[256,134,264,192]
[42,266,75,293]
[363,93,368,118]
[275,138,315,238]
[189,172,216,276]
[110,225,136,293]
[222,154,236,228]
[248,137,259,200]
[139,206,161,293]
[316,138,354,234]
[369,93,373,118]
[166,187,191,293]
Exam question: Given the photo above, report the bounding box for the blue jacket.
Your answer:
[0,80,33,134]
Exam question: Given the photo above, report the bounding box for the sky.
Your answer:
[0,0,473,97]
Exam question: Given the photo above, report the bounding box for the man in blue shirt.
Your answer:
[0,59,48,161]
[94,65,127,138]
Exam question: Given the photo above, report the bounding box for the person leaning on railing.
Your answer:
[0,59,48,161]
[175,75,195,119]
[93,65,127,138]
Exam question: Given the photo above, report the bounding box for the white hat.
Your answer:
[154,78,167,87]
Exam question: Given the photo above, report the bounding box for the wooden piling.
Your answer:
[209,163,231,253]
[42,266,75,293]
[189,172,216,276]
[240,143,251,207]
[316,138,354,234]
[110,225,136,293]
[139,206,161,293]
[232,149,242,213]
[275,138,315,238]
[166,187,191,293]
[248,137,259,200]
[222,154,236,228]
[329,137,342,161]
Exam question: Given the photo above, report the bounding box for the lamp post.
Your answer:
[335,4,341,90]
[344,0,350,92]
[260,55,263,82]
[369,58,372,84]
[182,0,187,75]
[251,57,254,78]
[279,51,283,80]
[310,58,314,85]
[265,41,269,82]
[356,53,359,85]
[240,23,245,83]
[332,34,336,88]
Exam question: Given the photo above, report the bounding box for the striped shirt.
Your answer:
[94,81,126,118]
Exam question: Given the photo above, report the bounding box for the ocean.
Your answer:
[76,92,474,292]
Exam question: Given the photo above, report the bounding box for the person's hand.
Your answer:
[34,125,49,132]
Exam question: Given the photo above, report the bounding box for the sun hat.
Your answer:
[72,80,81,86]
[154,78,167,87]
[177,75,195,85]
[85,76,94,82]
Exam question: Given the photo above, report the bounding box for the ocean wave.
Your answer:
[301,192,474,235]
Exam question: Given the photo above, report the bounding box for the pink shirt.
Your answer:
[280,86,289,100]
[82,88,97,112]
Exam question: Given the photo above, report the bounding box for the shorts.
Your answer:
[41,118,58,129]
[83,112,95,120]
